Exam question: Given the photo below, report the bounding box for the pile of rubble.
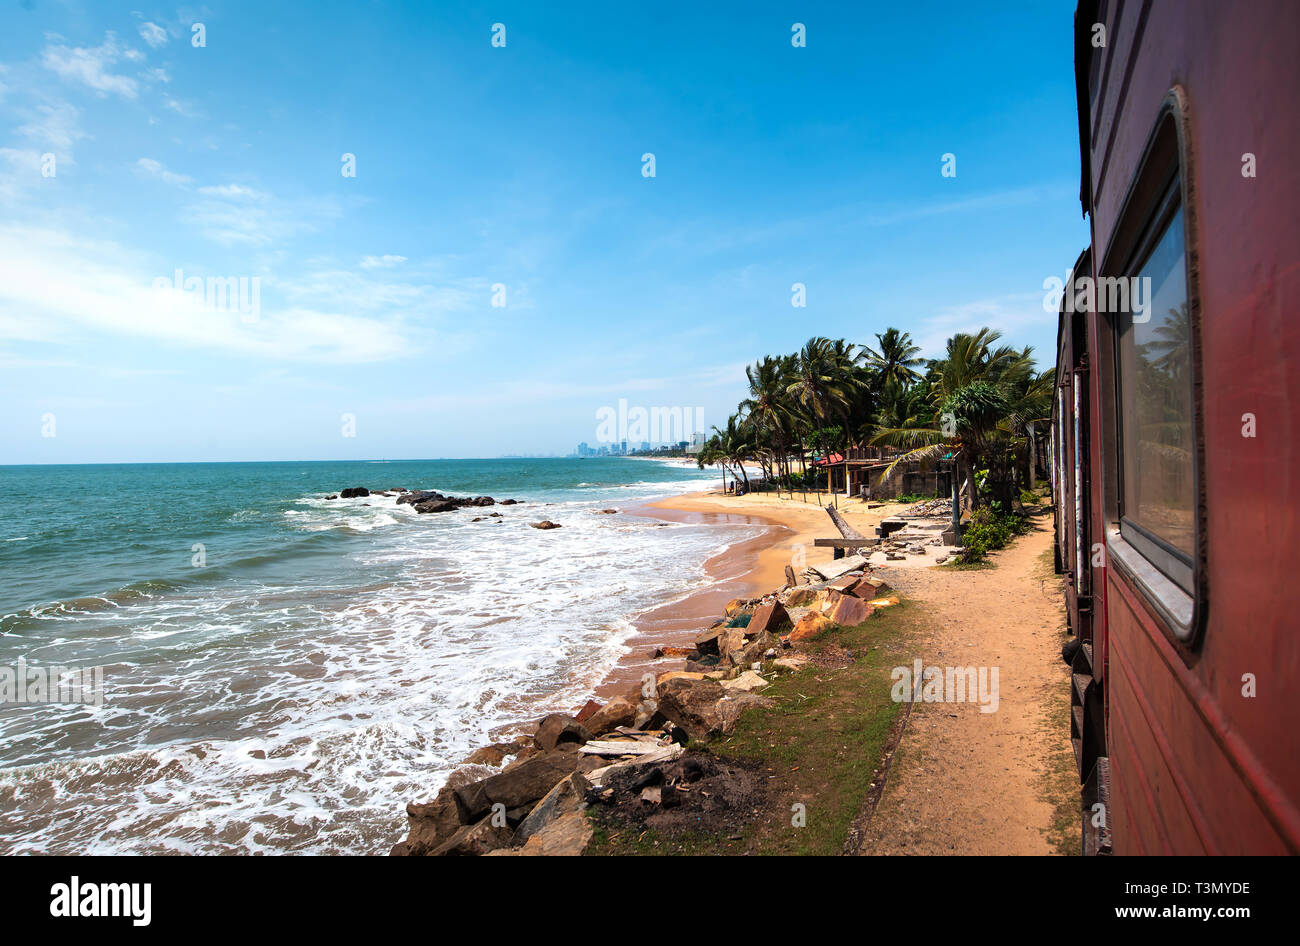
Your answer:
[900,497,952,518]
[390,561,898,856]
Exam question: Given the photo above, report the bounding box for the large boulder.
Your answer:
[849,576,893,600]
[655,677,772,740]
[788,612,836,642]
[731,630,780,667]
[489,810,593,856]
[393,785,464,856]
[339,487,370,498]
[511,772,590,847]
[453,751,587,823]
[746,600,792,638]
[397,490,445,506]
[828,592,874,626]
[533,714,591,752]
[694,624,726,656]
[414,499,459,513]
[430,814,515,856]
[582,696,636,735]
[721,670,769,693]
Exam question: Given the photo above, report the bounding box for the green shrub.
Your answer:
[958,506,1027,563]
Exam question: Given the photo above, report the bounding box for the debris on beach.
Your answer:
[390,550,899,857]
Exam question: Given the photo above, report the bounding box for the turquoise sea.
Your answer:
[0,457,747,853]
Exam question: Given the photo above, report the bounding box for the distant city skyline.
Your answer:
[0,1,1086,464]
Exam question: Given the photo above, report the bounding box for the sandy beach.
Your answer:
[592,487,908,699]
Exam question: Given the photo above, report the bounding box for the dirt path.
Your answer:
[854,517,1075,855]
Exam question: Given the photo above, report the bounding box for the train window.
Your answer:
[1101,86,1203,645]
[1116,189,1194,593]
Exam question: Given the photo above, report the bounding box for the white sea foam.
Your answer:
[0,474,756,854]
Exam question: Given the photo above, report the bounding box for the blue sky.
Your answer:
[0,1,1087,463]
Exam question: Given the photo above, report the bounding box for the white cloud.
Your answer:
[41,32,140,99]
[911,292,1049,359]
[135,157,193,187]
[360,254,408,269]
[0,149,43,204]
[0,224,412,363]
[197,183,268,200]
[163,96,196,117]
[17,102,84,157]
[138,23,169,48]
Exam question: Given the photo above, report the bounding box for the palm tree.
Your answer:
[741,356,794,495]
[863,328,923,392]
[871,328,1037,509]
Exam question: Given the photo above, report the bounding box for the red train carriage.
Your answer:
[1053,0,1300,854]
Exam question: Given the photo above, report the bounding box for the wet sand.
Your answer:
[591,489,900,700]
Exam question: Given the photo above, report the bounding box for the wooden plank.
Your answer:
[814,537,878,548]
[580,739,672,757]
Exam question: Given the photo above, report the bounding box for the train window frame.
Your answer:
[1098,86,1207,649]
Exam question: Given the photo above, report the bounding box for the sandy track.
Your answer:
[855,518,1073,855]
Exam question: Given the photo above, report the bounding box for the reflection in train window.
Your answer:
[1116,199,1194,591]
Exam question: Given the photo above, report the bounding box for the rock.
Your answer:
[394,785,464,856]
[574,699,602,724]
[499,499,519,505]
[713,691,775,733]
[396,489,445,506]
[868,595,901,608]
[746,600,792,638]
[812,554,870,581]
[339,487,369,498]
[652,645,694,658]
[828,592,874,626]
[718,626,746,659]
[787,612,836,642]
[511,771,590,847]
[490,809,593,856]
[694,625,725,655]
[533,714,591,752]
[828,574,860,593]
[721,670,769,693]
[654,678,728,739]
[414,500,459,513]
[656,670,705,685]
[531,520,562,530]
[453,751,586,823]
[597,509,617,514]
[583,696,636,735]
[731,631,779,667]
[431,813,515,856]
[324,494,338,500]
[850,577,893,599]
[503,745,541,770]
[463,745,507,767]
[773,655,812,671]
[654,677,771,740]
[724,598,747,616]
[632,699,658,730]
[783,586,822,608]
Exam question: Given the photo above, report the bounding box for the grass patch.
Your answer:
[587,597,927,855]
[1033,546,1082,856]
